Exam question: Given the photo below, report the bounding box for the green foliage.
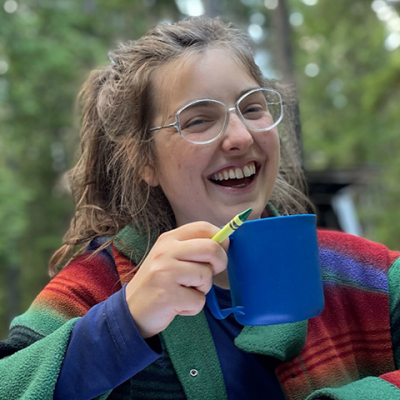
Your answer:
[0,162,31,328]
[290,1,388,167]
[287,0,400,248]
[0,0,179,338]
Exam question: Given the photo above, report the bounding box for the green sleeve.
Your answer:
[0,317,112,400]
[388,257,400,367]
[0,319,77,399]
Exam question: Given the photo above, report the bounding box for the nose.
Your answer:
[220,107,254,152]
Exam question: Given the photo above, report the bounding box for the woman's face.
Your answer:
[145,48,280,227]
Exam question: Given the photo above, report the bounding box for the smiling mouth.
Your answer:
[209,162,258,188]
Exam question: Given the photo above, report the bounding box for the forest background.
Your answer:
[1,0,400,338]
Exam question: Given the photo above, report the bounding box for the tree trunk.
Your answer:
[271,0,303,165]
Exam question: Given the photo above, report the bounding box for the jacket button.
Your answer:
[190,369,198,377]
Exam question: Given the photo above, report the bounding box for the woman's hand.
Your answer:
[125,221,228,338]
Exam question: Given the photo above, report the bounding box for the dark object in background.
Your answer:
[306,169,370,235]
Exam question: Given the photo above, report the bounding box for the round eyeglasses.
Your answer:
[149,87,285,145]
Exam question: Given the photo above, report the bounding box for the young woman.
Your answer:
[1,17,400,400]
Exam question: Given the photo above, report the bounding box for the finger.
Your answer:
[160,221,221,242]
[176,221,230,253]
[174,238,228,275]
[173,286,206,316]
[173,261,214,294]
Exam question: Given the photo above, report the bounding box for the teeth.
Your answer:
[211,162,257,181]
[235,168,244,179]
[243,165,251,177]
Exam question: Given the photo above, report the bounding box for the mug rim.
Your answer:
[242,213,316,226]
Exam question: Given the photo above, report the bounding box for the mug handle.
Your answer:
[206,286,245,319]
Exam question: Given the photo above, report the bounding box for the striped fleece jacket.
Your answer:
[1,225,400,400]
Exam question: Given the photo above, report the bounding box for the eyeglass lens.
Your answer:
[177,89,282,143]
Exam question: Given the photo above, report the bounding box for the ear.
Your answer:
[142,165,159,187]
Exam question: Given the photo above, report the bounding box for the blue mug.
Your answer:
[206,214,324,325]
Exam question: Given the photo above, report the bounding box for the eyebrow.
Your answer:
[238,87,260,98]
[182,100,216,109]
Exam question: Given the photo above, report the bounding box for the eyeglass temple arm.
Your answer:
[268,100,285,106]
[149,122,177,132]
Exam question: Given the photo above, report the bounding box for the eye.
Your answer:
[180,116,219,134]
[179,102,223,133]
[243,104,265,113]
[241,103,267,119]
[184,117,209,128]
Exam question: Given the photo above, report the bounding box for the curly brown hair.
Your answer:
[49,16,311,276]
